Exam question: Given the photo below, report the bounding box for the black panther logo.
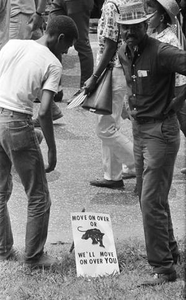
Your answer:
[77,227,105,248]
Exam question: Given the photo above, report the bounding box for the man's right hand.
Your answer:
[45,147,57,173]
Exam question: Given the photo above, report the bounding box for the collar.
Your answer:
[125,34,149,59]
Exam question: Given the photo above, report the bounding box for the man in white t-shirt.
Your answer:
[0,15,78,268]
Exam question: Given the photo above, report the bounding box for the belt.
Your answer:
[133,112,175,125]
[0,107,31,119]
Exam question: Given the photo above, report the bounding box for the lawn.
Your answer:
[0,238,185,300]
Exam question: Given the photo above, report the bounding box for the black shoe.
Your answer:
[54,90,63,102]
[139,271,177,286]
[122,172,136,179]
[24,253,58,268]
[90,179,124,189]
[33,97,40,103]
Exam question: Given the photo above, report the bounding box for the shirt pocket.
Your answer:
[136,70,155,96]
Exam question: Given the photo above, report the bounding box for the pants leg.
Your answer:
[0,142,13,254]
[72,3,94,86]
[96,67,135,181]
[9,13,33,40]
[0,111,51,260]
[133,115,180,274]
[50,0,94,87]
[176,100,186,137]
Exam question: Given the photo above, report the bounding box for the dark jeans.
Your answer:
[50,0,94,87]
[0,108,51,261]
[176,100,186,137]
[132,114,180,274]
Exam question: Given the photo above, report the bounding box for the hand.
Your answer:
[45,148,57,173]
[84,75,97,95]
[28,13,44,32]
[163,97,179,115]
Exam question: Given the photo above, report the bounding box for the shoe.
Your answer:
[34,98,40,103]
[90,179,124,189]
[181,168,186,174]
[139,271,177,286]
[24,253,58,268]
[0,248,16,261]
[122,172,136,179]
[52,110,63,121]
[51,101,63,120]
[33,108,63,127]
[54,90,63,102]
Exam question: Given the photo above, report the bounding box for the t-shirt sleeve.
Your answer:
[42,64,62,94]
[101,3,119,43]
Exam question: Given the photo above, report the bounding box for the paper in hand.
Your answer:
[67,89,87,109]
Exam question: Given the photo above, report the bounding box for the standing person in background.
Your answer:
[0,0,10,49]
[9,0,63,125]
[10,0,47,40]
[49,0,94,89]
[145,0,186,173]
[84,0,136,190]
[0,15,78,267]
[118,0,186,285]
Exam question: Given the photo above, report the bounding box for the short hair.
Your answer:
[46,15,79,41]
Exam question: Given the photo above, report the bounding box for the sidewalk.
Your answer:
[10,34,186,249]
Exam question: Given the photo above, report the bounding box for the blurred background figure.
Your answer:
[0,0,10,49]
[89,0,104,33]
[49,0,94,89]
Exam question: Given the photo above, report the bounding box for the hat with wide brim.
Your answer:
[156,0,180,24]
[116,1,155,25]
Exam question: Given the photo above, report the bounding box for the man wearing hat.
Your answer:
[117,0,186,286]
[145,0,186,172]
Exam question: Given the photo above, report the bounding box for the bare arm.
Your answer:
[38,89,57,173]
[84,38,117,94]
[29,0,48,31]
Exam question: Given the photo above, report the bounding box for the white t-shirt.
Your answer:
[0,39,62,115]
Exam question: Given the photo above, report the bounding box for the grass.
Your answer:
[0,238,185,300]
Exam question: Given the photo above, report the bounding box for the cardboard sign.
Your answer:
[71,212,120,277]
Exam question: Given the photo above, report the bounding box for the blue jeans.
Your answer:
[50,0,94,86]
[132,114,180,274]
[0,108,51,261]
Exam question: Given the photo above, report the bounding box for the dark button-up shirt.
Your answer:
[118,34,186,119]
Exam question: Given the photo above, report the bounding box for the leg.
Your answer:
[0,144,13,255]
[133,116,180,274]
[68,0,94,86]
[9,13,33,40]
[96,67,135,181]
[6,117,51,261]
